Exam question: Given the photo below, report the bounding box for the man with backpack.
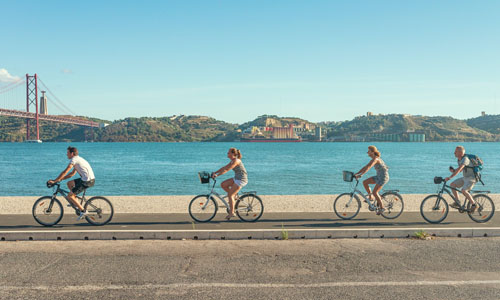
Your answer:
[445,146,481,212]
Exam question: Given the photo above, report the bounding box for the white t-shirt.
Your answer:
[69,156,95,182]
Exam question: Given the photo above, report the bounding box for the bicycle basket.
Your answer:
[343,171,354,182]
[198,171,211,184]
[434,176,444,184]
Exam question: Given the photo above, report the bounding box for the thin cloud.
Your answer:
[61,69,73,74]
[0,68,21,83]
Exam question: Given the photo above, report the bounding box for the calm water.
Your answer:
[0,142,498,196]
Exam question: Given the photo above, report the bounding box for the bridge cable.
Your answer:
[0,79,25,94]
[37,77,77,116]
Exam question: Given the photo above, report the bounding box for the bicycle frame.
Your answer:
[434,181,490,211]
[49,183,88,212]
[346,178,398,211]
[201,179,256,212]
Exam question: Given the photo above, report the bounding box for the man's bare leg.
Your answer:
[67,181,85,211]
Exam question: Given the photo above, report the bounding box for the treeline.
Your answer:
[0,115,238,142]
[1,114,499,142]
[320,114,500,142]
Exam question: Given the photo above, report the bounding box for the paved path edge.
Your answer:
[1,227,499,241]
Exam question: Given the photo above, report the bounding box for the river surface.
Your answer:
[0,142,498,196]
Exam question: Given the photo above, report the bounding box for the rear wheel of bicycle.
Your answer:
[334,193,361,220]
[236,194,264,222]
[467,194,495,223]
[420,195,448,224]
[84,196,114,226]
[32,196,64,226]
[189,195,218,222]
[380,192,404,219]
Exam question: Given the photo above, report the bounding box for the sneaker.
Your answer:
[376,208,385,215]
[76,211,87,221]
[469,204,477,213]
[450,202,460,209]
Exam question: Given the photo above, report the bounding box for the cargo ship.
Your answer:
[240,137,302,142]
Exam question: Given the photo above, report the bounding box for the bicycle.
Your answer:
[188,172,264,223]
[333,171,404,220]
[32,182,114,226]
[420,176,495,224]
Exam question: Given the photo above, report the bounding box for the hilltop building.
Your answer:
[39,91,48,115]
[371,132,425,142]
[272,124,297,139]
[315,127,322,141]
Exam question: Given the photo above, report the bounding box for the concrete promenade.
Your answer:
[1,194,499,240]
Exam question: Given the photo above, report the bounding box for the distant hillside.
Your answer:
[467,115,500,134]
[324,114,498,142]
[94,115,238,142]
[0,115,238,142]
[1,113,499,142]
[0,116,108,142]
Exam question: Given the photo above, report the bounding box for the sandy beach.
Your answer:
[1,194,498,214]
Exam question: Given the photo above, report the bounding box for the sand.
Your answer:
[1,194,498,214]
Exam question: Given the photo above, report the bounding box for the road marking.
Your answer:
[1,280,500,291]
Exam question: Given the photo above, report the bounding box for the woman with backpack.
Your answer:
[354,145,389,215]
[212,148,248,220]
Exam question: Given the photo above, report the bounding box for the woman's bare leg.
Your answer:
[221,179,233,193]
[373,184,384,209]
[221,179,241,217]
[363,177,376,200]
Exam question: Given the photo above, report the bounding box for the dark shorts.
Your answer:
[72,178,95,195]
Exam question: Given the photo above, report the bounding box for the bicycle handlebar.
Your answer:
[46,181,61,188]
[433,176,448,185]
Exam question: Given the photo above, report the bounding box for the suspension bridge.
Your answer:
[0,74,106,142]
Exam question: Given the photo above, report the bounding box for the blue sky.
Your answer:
[1,0,499,123]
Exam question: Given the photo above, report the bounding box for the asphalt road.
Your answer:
[0,212,499,231]
[0,238,499,299]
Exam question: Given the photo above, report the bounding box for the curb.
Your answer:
[1,227,499,241]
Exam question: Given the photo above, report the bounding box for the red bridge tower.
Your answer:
[26,74,40,141]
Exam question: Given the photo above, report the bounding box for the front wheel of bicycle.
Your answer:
[32,196,64,226]
[189,195,218,222]
[84,196,114,226]
[420,195,449,224]
[236,194,264,222]
[467,194,495,223]
[380,192,404,219]
[333,193,361,220]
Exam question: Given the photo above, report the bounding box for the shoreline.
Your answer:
[1,194,499,214]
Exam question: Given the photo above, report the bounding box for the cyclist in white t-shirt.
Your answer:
[48,146,96,220]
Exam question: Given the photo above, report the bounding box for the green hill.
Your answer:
[95,115,238,142]
[1,113,499,142]
[466,115,500,134]
[324,114,498,142]
[0,116,104,142]
[0,115,238,142]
